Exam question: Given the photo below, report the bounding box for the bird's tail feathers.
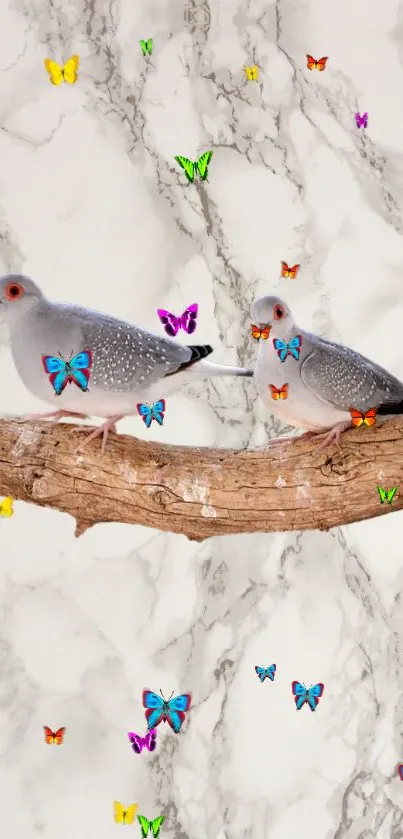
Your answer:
[167,345,253,378]
[377,400,403,415]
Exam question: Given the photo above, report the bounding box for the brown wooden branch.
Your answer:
[0,417,402,540]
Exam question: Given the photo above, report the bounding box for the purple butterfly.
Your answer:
[355,112,368,128]
[157,304,198,337]
[127,729,157,754]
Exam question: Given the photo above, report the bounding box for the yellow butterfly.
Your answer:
[0,497,14,518]
[245,65,259,81]
[113,801,139,825]
[44,55,80,85]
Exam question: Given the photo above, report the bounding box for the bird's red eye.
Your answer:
[273,304,284,320]
[5,282,24,301]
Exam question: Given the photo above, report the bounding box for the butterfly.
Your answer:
[355,112,368,128]
[0,497,14,518]
[273,336,302,362]
[251,324,271,341]
[43,726,66,745]
[350,407,377,428]
[140,39,153,56]
[397,764,403,780]
[136,400,166,428]
[174,151,213,183]
[291,681,324,711]
[269,384,289,400]
[142,689,192,733]
[113,802,139,825]
[127,729,157,754]
[137,815,165,838]
[42,349,93,396]
[377,486,398,505]
[244,65,258,80]
[44,55,79,85]
[281,261,300,279]
[157,304,198,336]
[306,55,328,71]
[255,664,276,682]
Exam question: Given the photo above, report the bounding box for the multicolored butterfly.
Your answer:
[273,336,302,362]
[157,304,198,336]
[355,112,368,128]
[136,400,166,428]
[306,55,328,71]
[127,729,157,754]
[350,407,377,428]
[140,39,153,56]
[0,497,14,518]
[255,664,276,682]
[137,815,165,838]
[43,726,66,745]
[113,802,139,825]
[269,384,289,400]
[397,764,403,781]
[44,55,79,85]
[42,349,93,396]
[245,65,259,80]
[142,689,192,733]
[251,324,271,341]
[174,151,213,183]
[281,261,300,279]
[291,681,324,711]
[377,486,398,505]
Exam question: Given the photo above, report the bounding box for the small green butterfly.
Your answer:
[174,151,213,183]
[377,486,398,504]
[140,39,153,56]
[137,815,165,838]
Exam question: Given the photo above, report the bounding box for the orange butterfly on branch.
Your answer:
[43,726,66,745]
[349,408,377,428]
[269,384,289,400]
[281,261,300,279]
[306,55,328,71]
[251,324,271,340]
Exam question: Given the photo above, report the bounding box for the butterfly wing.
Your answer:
[270,385,281,400]
[43,726,56,744]
[142,690,165,729]
[350,408,364,427]
[307,683,324,711]
[175,156,195,182]
[363,408,377,427]
[281,261,291,277]
[362,112,368,127]
[291,681,308,710]
[128,732,144,754]
[41,355,66,374]
[44,59,64,85]
[69,350,93,391]
[289,264,300,278]
[180,303,198,334]
[255,666,266,682]
[196,151,213,180]
[53,726,66,745]
[124,804,139,825]
[166,693,192,732]
[273,338,288,362]
[377,486,387,503]
[151,816,165,838]
[398,764,403,780]
[267,664,276,681]
[63,55,79,84]
[144,729,157,751]
[355,112,363,128]
[279,384,289,399]
[387,488,398,504]
[138,815,151,838]
[157,309,181,337]
[288,335,302,360]
[0,497,14,517]
[139,40,147,55]
[251,324,261,340]
[150,399,166,426]
[137,403,153,428]
[316,57,328,71]
[245,67,252,80]
[145,39,153,55]
[306,54,317,70]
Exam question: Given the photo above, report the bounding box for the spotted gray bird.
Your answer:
[0,274,253,452]
[251,294,403,447]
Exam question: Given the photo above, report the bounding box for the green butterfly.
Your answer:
[377,486,398,504]
[140,39,153,56]
[137,815,165,838]
[174,151,213,182]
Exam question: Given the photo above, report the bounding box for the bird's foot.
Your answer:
[23,410,89,423]
[311,420,352,451]
[73,415,125,455]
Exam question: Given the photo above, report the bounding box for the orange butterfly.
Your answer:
[306,55,328,71]
[43,726,66,745]
[281,261,300,279]
[349,408,377,428]
[251,324,271,340]
[270,383,289,400]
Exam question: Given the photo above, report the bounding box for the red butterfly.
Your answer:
[269,384,289,400]
[349,408,377,428]
[43,726,66,745]
[281,261,300,279]
[251,324,271,341]
[306,55,328,71]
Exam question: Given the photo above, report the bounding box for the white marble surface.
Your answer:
[1,0,403,837]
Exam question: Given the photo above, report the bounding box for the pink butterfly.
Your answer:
[157,304,198,336]
[127,729,157,754]
[355,112,368,128]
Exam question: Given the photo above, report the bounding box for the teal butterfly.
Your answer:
[137,815,165,838]
[377,486,398,504]
[140,39,153,56]
[174,151,213,183]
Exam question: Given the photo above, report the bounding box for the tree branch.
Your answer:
[0,418,402,540]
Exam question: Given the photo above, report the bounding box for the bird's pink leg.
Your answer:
[73,415,125,454]
[24,410,89,422]
[310,420,353,450]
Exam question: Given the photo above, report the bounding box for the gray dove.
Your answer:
[251,294,403,447]
[0,274,253,452]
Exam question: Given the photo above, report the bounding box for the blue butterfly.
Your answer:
[255,664,276,682]
[41,349,93,395]
[136,400,166,428]
[142,689,192,733]
[291,681,324,711]
[273,335,302,362]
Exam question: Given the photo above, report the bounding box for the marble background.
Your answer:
[1,0,403,837]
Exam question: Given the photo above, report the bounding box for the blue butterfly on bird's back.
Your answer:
[255,664,276,682]
[42,349,93,395]
[273,336,302,362]
[136,400,166,428]
[291,680,324,711]
[142,689,192,733]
